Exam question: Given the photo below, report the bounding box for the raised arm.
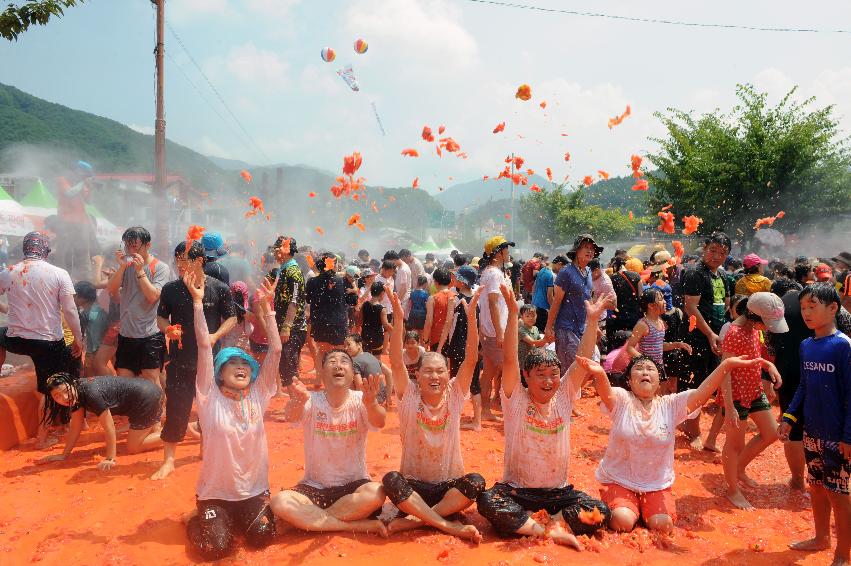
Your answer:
[362,374,387,429]
[256,279,283,397]
[454,289,483,393]
[567,291,615,392]
[574,355,615,412]
[184,272,214,399]
[388,289,410,398]
[500,284,522,399]
[283,378,310,423]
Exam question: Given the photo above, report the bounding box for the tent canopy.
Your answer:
[20,179,58,209]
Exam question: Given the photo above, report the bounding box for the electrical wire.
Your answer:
[460,0,851,35]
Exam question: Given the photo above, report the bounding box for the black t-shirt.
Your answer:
[610,270,642,328]
[681,261,729,334]
[204,260,230,286]
[306,274,349,331]
[76,377,160,419]
[361,301,385,350]
[157,276,236,362]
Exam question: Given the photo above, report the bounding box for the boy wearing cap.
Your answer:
[832,251,851,312]
[544,234,603,371]
[815,263,836,285]
[478,236,514,422]
[735,254,772,296]
[719,292,785,509]
[201,232,230,285]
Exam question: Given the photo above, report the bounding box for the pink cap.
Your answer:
[742,253,768,269]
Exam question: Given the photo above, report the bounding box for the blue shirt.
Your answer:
[784,331,851,443]
[553,263,592,334]
[532,267,554,310]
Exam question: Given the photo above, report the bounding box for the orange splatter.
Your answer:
[661,204,673,211]
[754,210,786,230]
[629,211,634,220]
[631,154,643,177]
[539,100,547,109]
[492,122,505,134]
[186,225,205,242]
[240,170,252,183]
[688,314,697,332]
[305,255,315,270]
[578,507,605,525]
[355,222,366,232]
[371,202,379,213]
[607,104,632,129]
[166,324,183,350]
[323,257,335,271]
[631,179,649,191]
[564,152,571,162]
[412,177,419,189]
[388,196,396,203]
[308,192,316,198]
[682,215,703,235]
[504,214,511,220]
[657,210,675,234]
[598,170,610,180]
[515,83,532,101]
[438,125,446,134]
[583,175,594,187]
[526,168,534,176]
[439,137,460,153]
[673,240,685,260]
[401,148,419,157]
[422,125,435,142]
[315,226,324,235]
[512,155,525,170]
[546,167,553,182]
[343,152,363,176]
[529,183,542,193]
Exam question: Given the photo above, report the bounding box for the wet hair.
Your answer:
[639,287,663,313]
[380,259,397,273]
[588,259,601,271]
[321,349,354,366]
[552,255,568,266]
[370,281,385,297]
[744,264,760,275]
[74,280,97,303]
[611,257,626,271]
[523,347,562,373]
[729,294,748,317]
[232,288,246,324]
[41,372,77,425]
[122,226,151,245]
[704,232,732,253]
[399,249,412,259]
[433,267,452,286]
[265,267,279,283]
[274,236,298,256]
[453,254,467,267]
[519,304,537,316]
[383,250,400,261]
[623,355,661,391]
[358,249,369,259]
[416,275,428,287]
[425,253,435,261]
[794,263,812,284]
[774,263,791,278]
[799,282,841,310]
[346,333,362,345]
[174,240,207,264]
[316,252,336,276]
[404,330,420,343]
[420,351,448,369]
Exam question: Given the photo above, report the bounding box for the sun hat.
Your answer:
[566,233,604,260]
[743,253,768,269]
[746,292,788,333]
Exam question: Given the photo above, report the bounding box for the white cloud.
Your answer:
[344,0,479,74]
[168,0,231,23]
[128,123,155,136]
[207,43,290,92]
[245,0,300,20]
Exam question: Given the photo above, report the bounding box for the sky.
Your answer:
[1,0,850,193]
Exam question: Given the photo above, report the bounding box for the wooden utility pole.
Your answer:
[153,0,168,256]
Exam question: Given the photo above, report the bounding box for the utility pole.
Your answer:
[153,0,168,256]
[509,153,515,243]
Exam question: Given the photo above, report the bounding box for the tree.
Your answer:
[1,1,84,41]
[519,183,642,247]
[647,84,851,238]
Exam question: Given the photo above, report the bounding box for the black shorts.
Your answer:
[803,434,851,495]
[188,491,276,560]
[278,329,306,387]
[129,380,163,430]
[382,471,486,507]
[292,479,372,510]
[2,332,71,394]
[161,360,197,443]
[679,334,719,390]
[778,371,803,442]
[115,333,165,375]
[311,323,347,346]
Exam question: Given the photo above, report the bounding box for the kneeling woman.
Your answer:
[39,374,163,470]
[575,352,776,533]
[183,272,282,560]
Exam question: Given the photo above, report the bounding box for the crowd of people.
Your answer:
[1,226,849,565]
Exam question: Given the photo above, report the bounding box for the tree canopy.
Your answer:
[1,1,84,41]
[646,84,851,238]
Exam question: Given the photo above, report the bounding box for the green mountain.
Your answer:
[435,174,551,212]
[0,82,226,191]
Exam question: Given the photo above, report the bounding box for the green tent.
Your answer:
[20,179,58,211]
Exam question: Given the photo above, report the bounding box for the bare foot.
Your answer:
[689,436,705,451]
[788,477,806,491]
[349,519,388,537]
[461,422,482,432]
[726,490,754,510]
[738,470,758,488]
[151,459,175,480]
[482,411,502,423]
[35,436,59,450]
[387,516,420,534]
[571,408,584,418]
[186,421,201,440]
[702,442,720,453]
[445,522,482,543]
[790,537,831,552]
[548,523,583,550]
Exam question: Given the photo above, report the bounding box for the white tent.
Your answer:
[0,188,34,236]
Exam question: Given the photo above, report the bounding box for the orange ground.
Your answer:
[0,368,837,566]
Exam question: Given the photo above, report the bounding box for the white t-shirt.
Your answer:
[592,272,616,321]
[501,376,578,488]
[478,266,510,338]
[398,379,468,482]
[376,274,394,315]
[195,308,281,501]
[0,260,74,341]
[297,390,373,488]
[596,388,692,492]
[395,261,412,314]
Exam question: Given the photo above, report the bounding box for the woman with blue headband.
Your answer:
[183,271,282,561]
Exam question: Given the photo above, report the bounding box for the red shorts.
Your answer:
[599,483,676,522]
[101,321,120,347]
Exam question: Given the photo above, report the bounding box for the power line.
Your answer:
[165,22,272,163]
[460,0,851,35]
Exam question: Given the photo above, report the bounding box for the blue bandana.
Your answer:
[213,347,260,386]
